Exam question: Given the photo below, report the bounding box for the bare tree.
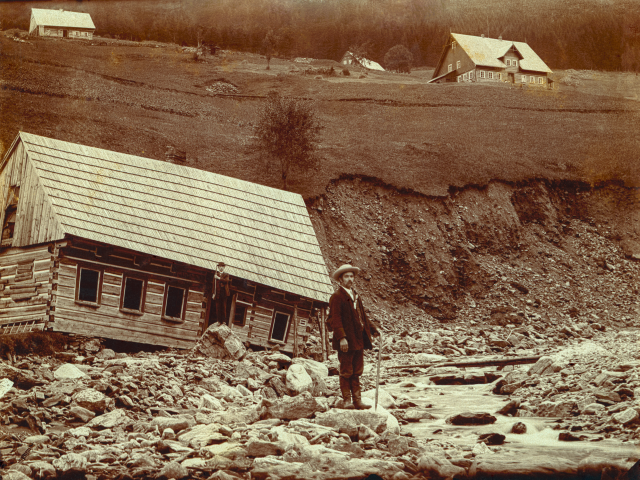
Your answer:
[263,29,279,70]
[251,93,323,190]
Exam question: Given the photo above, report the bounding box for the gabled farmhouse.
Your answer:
[29,8,96,40]
[341,51,385,71]
[0,132,333,352]
[429,33,552,86]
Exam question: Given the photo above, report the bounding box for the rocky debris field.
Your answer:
[1,316,639,480]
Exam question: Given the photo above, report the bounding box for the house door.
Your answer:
[508,73,515,83]
[63,30,68,38]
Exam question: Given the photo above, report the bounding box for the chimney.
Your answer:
[481,34,485,38]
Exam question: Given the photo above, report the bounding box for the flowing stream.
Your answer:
[383,374,639,469]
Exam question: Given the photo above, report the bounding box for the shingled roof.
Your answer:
[436,33,552,74]
[31,8,96,30]
[4,132,333,303]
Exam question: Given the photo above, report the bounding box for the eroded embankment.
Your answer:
[308,176,640,325]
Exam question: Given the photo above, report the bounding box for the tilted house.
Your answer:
[0,132,333,352]
[29,8,96,40]
[341,52,385,72]
[430,33,552,86]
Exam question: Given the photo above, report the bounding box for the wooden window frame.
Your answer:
[521,75,527,83]
[456,60,461,70]
[75,265,103,307]
[231,295,250,327]
[448,64,452,72]
[513,60,518,67]
[538,77,544,84]
[120,275,147,315]
[506,59,510,66]
[480,71,485,78]
[269,310,292,344]
[488,71,493,79]
[530,75,535,83]
[162,283,189,323]
[469,70,474,78]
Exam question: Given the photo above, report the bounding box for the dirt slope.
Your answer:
[310,177,640,328]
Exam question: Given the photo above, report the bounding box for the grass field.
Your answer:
[1,33,639,198]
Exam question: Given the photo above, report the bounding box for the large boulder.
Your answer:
[613,408,640,426]
[0,363,44,389]
[315,408,391,437]
[199,394,223,410]
[285,364,313,395]
[527,357,556,376]
[362,388,396,409]
[417,454,466,479]
[86,409,130,430]
[446,412,497,425]
[178,423,226,448]
[52,452,87,473]
[53,364,88,381]
[292,358,329,379]
[0,377,14,400]
[260,391,326,420]
[192,324,246,360]
[536,401,577,417]
[72,388,107,413]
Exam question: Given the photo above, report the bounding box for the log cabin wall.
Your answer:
[225,278,315,353]
[0,244,54,334]
[50,239,207,349]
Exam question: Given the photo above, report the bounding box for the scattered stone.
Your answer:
[418,454,466,479]
[362,387,396,409]
[158,461,188,480]
[0,377,14,399]
[200,393,224,410]
[72,388,107,412]
[151,416,191,433]
[52,452,88,473]
[86,408,129,429]
[511,422,527,434]
[192,324,246,360]
[559,432,582,441]
[246,439,284,457]
[446,412,497,425]
[478,433,505,445]
[69,405,96,423]
[582,403,605,415]
[612,408,639,426]
[260,391,325,420]
[53,363,88,380]
[285,363,313,395]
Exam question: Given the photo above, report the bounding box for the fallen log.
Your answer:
[387,355,541,370]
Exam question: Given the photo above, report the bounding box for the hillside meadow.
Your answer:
[1,35,639,199]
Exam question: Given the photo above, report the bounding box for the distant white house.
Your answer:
[341,51,385,71]
[29,8,96,39]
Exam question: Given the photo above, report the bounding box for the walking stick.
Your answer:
[374,333,383,411]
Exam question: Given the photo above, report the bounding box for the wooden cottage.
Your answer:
[429,33,552,86]
[340,52,385,72]
[0,132,333,352]
[29,9,96,40]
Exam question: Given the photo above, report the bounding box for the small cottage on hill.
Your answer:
[341,51,385,71]
[429,33,552,86]
[29,8,96,39]
[0,132,333,352]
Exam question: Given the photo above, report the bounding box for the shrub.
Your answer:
[342,68,350,76]
[384,44,413,73]
[0,331,66,357]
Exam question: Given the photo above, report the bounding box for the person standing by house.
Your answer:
[212,262,231,324]
[329,264,380,409]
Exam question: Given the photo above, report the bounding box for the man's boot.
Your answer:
[350,376,370,410]
[337,376,354,409]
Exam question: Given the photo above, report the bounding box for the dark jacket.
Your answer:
[329,286,378,351]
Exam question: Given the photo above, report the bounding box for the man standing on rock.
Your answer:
[329,264,380,410]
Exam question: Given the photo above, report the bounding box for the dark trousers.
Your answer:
[338,349,364,378]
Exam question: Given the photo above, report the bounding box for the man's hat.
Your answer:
[332,264,361,282]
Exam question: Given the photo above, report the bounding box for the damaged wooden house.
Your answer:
[0,132,334,352]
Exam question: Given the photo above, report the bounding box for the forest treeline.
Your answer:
[2,0,640,72]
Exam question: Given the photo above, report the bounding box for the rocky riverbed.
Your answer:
[1,320,639,480]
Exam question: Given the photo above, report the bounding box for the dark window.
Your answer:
[164,286,185,319]
[78,268,100,303]
[233,303,247,326]
[122,277,144,312]
[270,312,290,342]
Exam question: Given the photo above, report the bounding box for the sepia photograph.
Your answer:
[0,0,639,478]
